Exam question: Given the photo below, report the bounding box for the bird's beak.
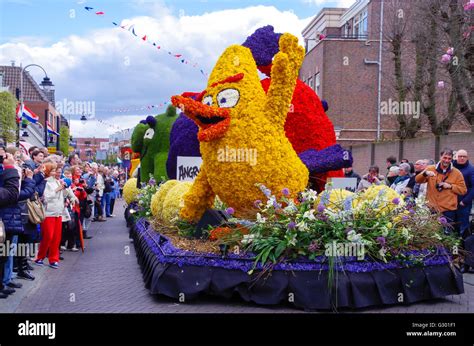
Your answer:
[171,95,231,142]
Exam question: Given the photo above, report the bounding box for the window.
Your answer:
[343,22,351,37]
[353,8,368,37]
[314,73,320,94]
[0,73,3,87]
[360,8,368,36]
[307,77,313,89]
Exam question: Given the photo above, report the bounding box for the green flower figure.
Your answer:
[131,105,178,183]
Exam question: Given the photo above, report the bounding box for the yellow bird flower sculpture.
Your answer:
[171,33,308,221]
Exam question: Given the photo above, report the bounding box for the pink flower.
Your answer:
[446,47,454,55]
[437,81,445,89]
[464,2,474,11]
[440,54,451,64]
[319,34,326,40]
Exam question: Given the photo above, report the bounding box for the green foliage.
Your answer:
[59,126,70,155]
[131,123,147,153]
[0,91,17,143]
[135,179,160,218]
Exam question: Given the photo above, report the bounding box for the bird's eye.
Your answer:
[217,89,239,108]
[144,128,154,140]
[202,96,213,106]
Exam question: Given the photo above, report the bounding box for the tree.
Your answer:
[435,0,474,130]
[0,91,17,144]
[385,0,421,139]
[385,0,472,137]
[59,126,70,155]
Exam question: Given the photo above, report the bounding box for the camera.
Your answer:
[435,183,443,192]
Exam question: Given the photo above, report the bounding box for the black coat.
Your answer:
[0,168,20,207]
[0,176,35,234]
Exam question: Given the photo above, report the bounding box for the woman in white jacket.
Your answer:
[390,163,412,195]
[35,162,66,269]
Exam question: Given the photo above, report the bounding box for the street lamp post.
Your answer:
[20,63,54,147]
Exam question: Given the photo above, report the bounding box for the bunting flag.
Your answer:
[47,123,60,136]
[82,5,208,77]
[96,100,170,113]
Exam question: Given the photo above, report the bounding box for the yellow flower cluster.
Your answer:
[358,185,403,213]
[315,189,354,211]
[150,180,194,224]
[151,180,180,217]
[161,182,193,224]
[123,178,139,204]
[179,33,308,221]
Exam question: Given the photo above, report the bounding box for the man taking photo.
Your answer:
[416,148,467,225]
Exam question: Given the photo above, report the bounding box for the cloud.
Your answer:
[302,0,356,7]
[336,0,356,7]
[70,115,144,138]
[1,4,311,137]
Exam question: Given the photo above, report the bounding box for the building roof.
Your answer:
[0,65,50,102]
[302,7,348,37]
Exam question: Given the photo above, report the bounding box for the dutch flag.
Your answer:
[16,103,39,123]
[47,122,59,136]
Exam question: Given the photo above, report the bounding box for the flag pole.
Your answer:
[17,63,23,147]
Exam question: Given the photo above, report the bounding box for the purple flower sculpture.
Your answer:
[242,25,281,67]
[298,145,353,174]
[166,113,201,179]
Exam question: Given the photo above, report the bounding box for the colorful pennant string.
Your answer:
[83,5,208,77]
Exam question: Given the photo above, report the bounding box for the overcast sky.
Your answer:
[0,0,355,137]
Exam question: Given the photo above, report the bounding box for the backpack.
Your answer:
[82,199,92,219]
[27,192,45,224]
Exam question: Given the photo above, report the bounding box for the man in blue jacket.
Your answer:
[453,149,474,273]
[453,150,474,237]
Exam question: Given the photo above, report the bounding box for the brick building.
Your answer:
[299,0,471,146]
[0,62,66,148]
[75,137,109,162]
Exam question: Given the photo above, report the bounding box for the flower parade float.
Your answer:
[124,33,464,311]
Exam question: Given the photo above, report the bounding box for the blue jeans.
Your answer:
[455,204,472,238]
[104,192,112,217]
[3,235,18,285]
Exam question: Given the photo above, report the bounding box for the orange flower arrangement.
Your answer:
[209,225,249,241]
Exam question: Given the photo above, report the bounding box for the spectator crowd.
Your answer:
[345,148,473,272]
[0,142,126,299]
